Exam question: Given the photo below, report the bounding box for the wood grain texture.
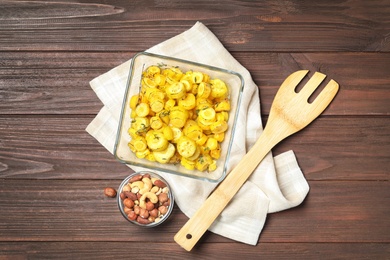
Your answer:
[0,1,389,52]
[0,0,389,258]
[0,179,388,243]
[0,52,389,115]
[0,242,388,260]
[0,117,388,180]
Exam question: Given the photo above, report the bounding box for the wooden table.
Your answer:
[1,1,389,259]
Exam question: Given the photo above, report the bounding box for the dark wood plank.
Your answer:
[1,52,389,116]
[0,179,388,243]
[0,1,389,52]
[0,116,388,181]
[0,242,388,259]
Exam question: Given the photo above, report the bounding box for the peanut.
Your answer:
[153,179,167,188]
[137,216,151,225]
[123,191,137,201]
[104,187,117,198]
[129,174,143,183]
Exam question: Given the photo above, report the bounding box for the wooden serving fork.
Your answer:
[174,70,339,251]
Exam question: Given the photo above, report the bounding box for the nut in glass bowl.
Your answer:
[114,52,244,183]
[117,171,174,227]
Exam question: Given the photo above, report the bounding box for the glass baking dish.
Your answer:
[114,52,244,183]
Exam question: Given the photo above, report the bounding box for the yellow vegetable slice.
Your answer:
[162,125,174,141]
[208,161,217,172]
[205,137,218,150]
[149,98,164,113]
[153,143,176,164]
[195,133,208,145]
[213,132,225,142]
[171,127,183,143]
[180,79,192,92]
[166,82,186,99]
[214,99,231,112]
[145,152,156,162]
[146,131,169,152]
[157,110,170,124]
[178,93,196,110]
[181,157,196,170]
[130,94,139,110]
[169,106,189,128]
[210,120,228,134]
[130,110,137,119]
[195,155,212,171]
[132,117,150,134]
[146,66,161,75]
[210,79,228,98]
[210,144,221,159]
[128,127,140,139]
[143,77,157,88]
[198,107,216,121]
[150,116,163,130]
[191,72,203,84]
[169,67,184,81]
[197,82,211,99]
[136,149,150,159]
[183,119,198,135]
[135,103,150,117]
[202,73,210,83]
[186,125,203,142]
[176,136,197,158]
[154,74,166,86]
[165,99,176,110]
[186,145,201,161]
[196,118,211,131]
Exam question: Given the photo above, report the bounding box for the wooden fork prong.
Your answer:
[299,72,327,101]
[309,79,339,117]
[279,70,309,92]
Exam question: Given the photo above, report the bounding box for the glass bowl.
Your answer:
[117,171,174,227]
[114,52,244,183]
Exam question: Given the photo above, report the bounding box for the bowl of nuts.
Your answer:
[114,52,244,183]
[117,171,174,227]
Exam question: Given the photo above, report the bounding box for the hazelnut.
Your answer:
[127,211,137,221]
[158,192,168,203]
[145,201,155,211]
[139,208,149,219]
[149,208,159,218]
[159,205,168,215]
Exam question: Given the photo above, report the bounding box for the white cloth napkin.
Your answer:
[86,22,309,245]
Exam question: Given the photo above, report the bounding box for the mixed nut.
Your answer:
[118,172,172,225]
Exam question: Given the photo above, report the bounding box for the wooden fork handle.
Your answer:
[174,127,280,251]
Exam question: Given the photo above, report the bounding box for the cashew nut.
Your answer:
[139,192,158,209]
[138,177,152,195]
[150,185,159,194]
[130,181,144,189]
